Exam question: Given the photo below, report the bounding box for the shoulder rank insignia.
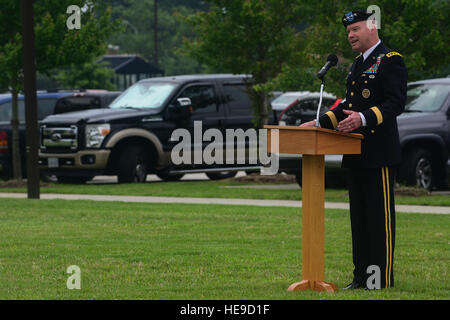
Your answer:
[386,51,403,58]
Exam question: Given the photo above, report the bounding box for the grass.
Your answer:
[0,178,449,206]
[0,198,448,299]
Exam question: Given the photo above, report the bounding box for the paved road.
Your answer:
[0,192,448,215]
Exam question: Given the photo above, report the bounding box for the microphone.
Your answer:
[317,54,338,79]
[314,54,337,126]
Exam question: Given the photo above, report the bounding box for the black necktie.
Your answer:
[354,55,364,74]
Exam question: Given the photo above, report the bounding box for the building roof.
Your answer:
[98,55,163,75]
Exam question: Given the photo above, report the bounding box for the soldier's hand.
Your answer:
[337,110,362,133]
[299,120,316,127]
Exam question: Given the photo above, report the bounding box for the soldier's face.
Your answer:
[346,21,373,52]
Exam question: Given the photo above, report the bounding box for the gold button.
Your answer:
[349,103,353,108]
[352,81,355,85]
[364,80,368,84]
[351,92,354,96]
[371,130,375,134]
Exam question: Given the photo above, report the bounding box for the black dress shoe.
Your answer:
[342,282,366,290]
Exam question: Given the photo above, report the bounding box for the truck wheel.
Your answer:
[117,145,148,183]
[400,148,435,190]
[57,176,93,184]
[156,172,184,181]
[206,171,237,180]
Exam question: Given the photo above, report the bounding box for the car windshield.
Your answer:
[109,82,176,110]
[405,84,450,112]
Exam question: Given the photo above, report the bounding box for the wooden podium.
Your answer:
[264,126,363,293]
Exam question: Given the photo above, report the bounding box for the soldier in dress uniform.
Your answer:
[301,9,407,289]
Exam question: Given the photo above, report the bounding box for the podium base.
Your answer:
[288,280,338,293]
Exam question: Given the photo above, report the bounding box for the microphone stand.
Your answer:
[315,77,325,127]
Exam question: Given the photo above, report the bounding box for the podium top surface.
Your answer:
[264,125,364,140]
[264,125,363,155]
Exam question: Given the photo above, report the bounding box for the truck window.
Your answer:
[37,98,58,119]
[406,84,450,112]
[0,101,25,122]
[110,82,175,110]
[222,84,253,116]
[179,85,217,114]
[0,98,58,122]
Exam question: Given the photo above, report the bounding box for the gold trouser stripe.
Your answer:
[382,167,392,288]
[325,111,338,129]
[371,106,383,125]
[386,167,393,288]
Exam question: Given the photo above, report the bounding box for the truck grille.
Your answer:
[41,125,78,152]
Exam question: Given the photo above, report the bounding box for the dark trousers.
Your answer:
[347,166,396,288]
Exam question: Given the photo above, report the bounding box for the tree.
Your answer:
[108,0,206,76]
[262,0,450,97]
[0,0,119,180]
[183,0,308,128]
[55,61,117,90]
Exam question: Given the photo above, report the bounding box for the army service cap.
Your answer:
[342,10,373,27]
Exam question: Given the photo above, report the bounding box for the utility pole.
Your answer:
[154,0,158,68]
[21,0,40,199]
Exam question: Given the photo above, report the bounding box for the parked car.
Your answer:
[278,93,340,126]
[282,77,450,190]
[396,77,450,190]
[271,91,337,122]
[269,91,283,102]
[0,91,73,180]
[0,90,121,180]
[38,74,305,183]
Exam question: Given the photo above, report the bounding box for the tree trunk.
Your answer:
[261,91,270,126]
[154,0,158,68]
[10,79,23,181]
[253,90,270,129]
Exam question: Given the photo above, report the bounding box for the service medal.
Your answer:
[362,89,370,98]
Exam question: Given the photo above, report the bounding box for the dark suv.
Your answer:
[0,90,121,180]
[396,78,450,190]
[38,74,295,183]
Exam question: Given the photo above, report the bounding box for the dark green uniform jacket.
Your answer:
[319,42,408,168]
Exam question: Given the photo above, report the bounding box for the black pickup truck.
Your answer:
[38,74,299,183]
[0,90,121,180]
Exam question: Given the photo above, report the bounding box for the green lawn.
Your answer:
[0,179,449,206]
[0,198,448,299]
